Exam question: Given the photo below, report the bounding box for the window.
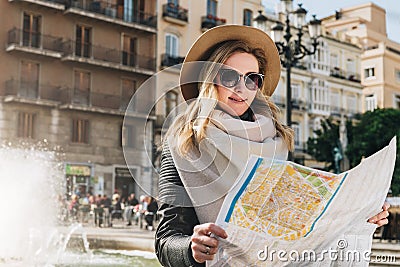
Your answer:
[18,112,35,138]
[346,58,356,75]
[75,25,91,58]
[395,69,400,82]
[72,119,89,143]
[20,61,39,99]
[207,0,217,17]
[364,67,375,79]
[121,78,137,110]
[122,124,135,148]
[165,91,178,118]
[122,35,137,67]
[330,92,340,113]
[165,33,179,57]
[365,94,377,111]
[292,123,301,148]
[346,95,357,113]
[311,41,329,74]
[23,13,41,48]
[124,0,145,23]
[330,53,339,68]
[243,9,253,26]
[291,83,300,100]
[310,79,329,114]
[73,70,90,105]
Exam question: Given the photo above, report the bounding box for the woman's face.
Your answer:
[215,52,259,117]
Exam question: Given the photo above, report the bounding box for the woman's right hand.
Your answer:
[190,223,228,263]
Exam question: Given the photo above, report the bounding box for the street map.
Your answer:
[208,137,396,267]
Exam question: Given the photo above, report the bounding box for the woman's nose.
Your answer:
[233,76,246,93]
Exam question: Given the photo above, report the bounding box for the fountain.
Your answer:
[0,143,160,266]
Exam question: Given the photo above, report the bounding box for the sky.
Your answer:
[262,0,400,43]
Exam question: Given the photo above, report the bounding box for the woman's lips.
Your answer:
[228,96,246,103]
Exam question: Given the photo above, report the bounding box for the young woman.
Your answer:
[155,25,389,267]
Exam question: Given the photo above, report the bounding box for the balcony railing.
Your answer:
[330,67,360,83]
[2,80,139,111]
[292,99,307,110]
[7,28,64,53]
[68,0,157,28]
[293,61,308,70]
[161,53,185,67]
[162,3,188,23]
[201,14,226,30]
[9,0,66,10]
[61,40,156,71]
[59,87,131,110]
[3,79,60,101]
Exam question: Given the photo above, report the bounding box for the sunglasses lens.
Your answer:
[219,70,263,90]
[245,73,263,90]
[220,69,239,87]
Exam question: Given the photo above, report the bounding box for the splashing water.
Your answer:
[0,144,63,265]
[0,144,161,266]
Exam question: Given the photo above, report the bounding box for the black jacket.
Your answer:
[155,110,254,266]
[155,144,204,267]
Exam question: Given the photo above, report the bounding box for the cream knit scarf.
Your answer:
[167,110,288,224]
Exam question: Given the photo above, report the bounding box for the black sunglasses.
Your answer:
[218,69,264,91]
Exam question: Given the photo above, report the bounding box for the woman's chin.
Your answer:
[217,104,247,117]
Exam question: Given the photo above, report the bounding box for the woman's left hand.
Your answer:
[367,202,390,227]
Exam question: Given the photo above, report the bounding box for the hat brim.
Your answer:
[180,25,281,101]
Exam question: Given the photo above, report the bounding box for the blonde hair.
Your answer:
[164,40,294,156]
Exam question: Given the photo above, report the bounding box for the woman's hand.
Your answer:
[367,202,390,227]
[191,223,228,263]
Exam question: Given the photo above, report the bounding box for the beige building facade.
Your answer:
[155,0,369,169]
[0,0,157,199]
[251,3,363,167]
[154,0,264,153]
[322,2,400,112]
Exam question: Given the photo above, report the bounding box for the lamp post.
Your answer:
[255,1,321,161]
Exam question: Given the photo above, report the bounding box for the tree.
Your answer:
[346,109,400,195]
[306,118,341,172]
[307,109,400,195]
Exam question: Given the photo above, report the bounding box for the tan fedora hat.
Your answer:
[180,25,281,101]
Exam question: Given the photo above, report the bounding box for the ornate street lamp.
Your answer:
[256,1,321,161]
[254,10,268,32]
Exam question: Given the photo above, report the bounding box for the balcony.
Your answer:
[1,80,144,114]
[61,40,156,73]
[162,3,188,25]
[330,106,344,117]
[293,61,308,71]
[2,79,61,104]
[292,99,307,111]
[161,53,185,68]
[58,87,137,113]
[330,67,361,83]
[66,0,157,30]
[6,28,64,58]
[8,0,65,10]
[201,14,226,31]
